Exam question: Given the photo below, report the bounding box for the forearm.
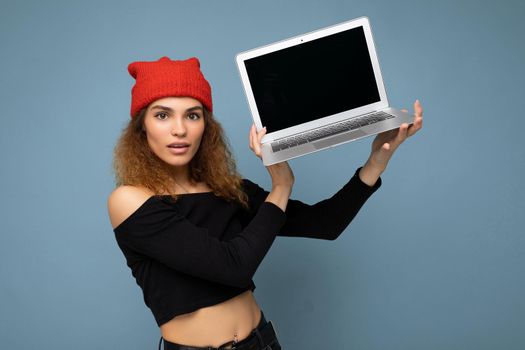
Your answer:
[359,158,384,187]
[279,166,382,239]
[116,198,287,288]
[265,185,292,212]
[264,161,294,212]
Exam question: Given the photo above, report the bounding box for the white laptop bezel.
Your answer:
[235,16,389,143]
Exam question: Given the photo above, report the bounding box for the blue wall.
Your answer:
[1,0,524,349]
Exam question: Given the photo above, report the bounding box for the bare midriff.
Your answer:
[160,290,262,348]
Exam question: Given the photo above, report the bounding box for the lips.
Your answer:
[167,142,190,155]
[168,142,190,148]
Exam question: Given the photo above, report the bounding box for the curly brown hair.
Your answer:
[112,106,249,209]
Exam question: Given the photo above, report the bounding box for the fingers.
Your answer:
[407,117,423,137]
[388,100,423,145]
[406,99,423,137]
[396,123,409,144]
[248,124,266,158]
[414,99,423,117]
[249,124,259,155]
[249,124,254,151]
[258,126,266,145]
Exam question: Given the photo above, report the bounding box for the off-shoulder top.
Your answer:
[112,166,381,326]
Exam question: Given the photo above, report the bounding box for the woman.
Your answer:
[107,56,423,350]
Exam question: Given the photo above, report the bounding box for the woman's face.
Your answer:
[143,96,205,169]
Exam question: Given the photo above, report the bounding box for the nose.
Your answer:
[170,117,187,137]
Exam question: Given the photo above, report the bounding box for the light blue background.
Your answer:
[1,0,524,349]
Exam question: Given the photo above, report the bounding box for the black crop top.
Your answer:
[113,166,381,327]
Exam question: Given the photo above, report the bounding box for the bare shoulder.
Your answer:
[107,185,155,229]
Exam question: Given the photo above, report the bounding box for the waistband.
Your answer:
[159,310,275,350]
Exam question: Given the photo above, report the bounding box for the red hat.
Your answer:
[127,56,212,118]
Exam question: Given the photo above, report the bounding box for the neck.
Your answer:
[170,164,190,181]
[168,165,195,192]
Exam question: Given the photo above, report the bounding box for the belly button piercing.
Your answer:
[232,330,239,345]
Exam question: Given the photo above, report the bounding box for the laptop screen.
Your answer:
[244,25,380,134]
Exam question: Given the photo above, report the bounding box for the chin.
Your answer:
[152,147,197,168]
[163,158,191,167]
[161,153,194,167]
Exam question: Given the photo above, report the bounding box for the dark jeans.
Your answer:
[158,310,282,350]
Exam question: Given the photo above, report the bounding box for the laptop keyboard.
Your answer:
[271,111,395,152]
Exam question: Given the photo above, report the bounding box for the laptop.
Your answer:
[235,16,415,166]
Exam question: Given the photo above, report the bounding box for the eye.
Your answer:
[155,112,169,120]
[187,113,201,121]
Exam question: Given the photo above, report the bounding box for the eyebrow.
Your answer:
[149,105,203,113]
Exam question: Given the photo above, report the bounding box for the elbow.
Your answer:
[327,232,340,241]
[327,227,345,241]
[327,219,354,241]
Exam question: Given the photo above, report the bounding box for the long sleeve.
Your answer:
[242,166,381,240]
[113,198,286,288]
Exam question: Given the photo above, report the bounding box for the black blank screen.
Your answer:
[244,26,380,133]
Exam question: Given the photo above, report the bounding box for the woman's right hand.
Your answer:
[249,124,295,190]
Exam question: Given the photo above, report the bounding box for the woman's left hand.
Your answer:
[368,99,424,172]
